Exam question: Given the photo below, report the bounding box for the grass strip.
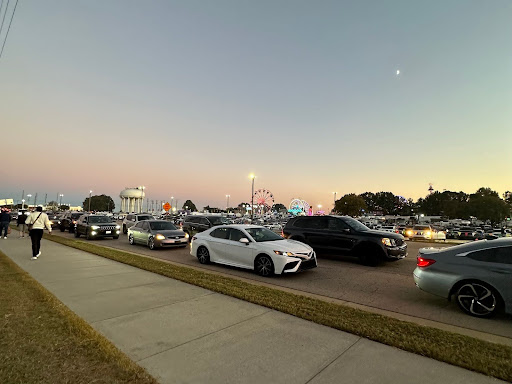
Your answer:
[43,233,512,381]
[0,250,158,384]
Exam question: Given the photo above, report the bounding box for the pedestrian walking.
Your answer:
[17,210,29,237]
[0,208,11,239]
[26,206,52,259]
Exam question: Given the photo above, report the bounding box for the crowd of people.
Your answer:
[0,206,52,259]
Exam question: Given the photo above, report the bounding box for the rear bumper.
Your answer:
[413,267,456,299]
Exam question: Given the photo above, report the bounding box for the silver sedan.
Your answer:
[128,220,189,250]
[413,238,512,317]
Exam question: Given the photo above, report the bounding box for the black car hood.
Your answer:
[360,229,404,240]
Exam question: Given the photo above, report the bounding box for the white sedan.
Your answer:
[190,225,317,277]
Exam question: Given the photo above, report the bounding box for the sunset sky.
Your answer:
[1,0,511,211]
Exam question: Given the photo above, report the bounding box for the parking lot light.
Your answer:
[249,174,256,220]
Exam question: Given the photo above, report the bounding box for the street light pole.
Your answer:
[27,194,32,208]
[226,194,230,211]
[333,192,338,212]
[249,174,255,221]
[89,190,93,212]
[59,194,64,210]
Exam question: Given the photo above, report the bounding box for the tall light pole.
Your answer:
[226,194,230,211]
[59,194,64,210]
[249,174,255,221]
[27,194,32,208]
[89,190,93,212]
[333,192,338,212]
[21,199,25,209]
[171,196,174,212]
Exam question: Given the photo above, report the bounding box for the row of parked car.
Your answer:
[31,210,512,319]
[369,223,511,241]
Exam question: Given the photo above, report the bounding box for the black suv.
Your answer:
[283,215,407,265]
[59,211,85,233]
[182,215,231,239]
[74,214,120,239]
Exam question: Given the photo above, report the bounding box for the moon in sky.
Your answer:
[396,69,400,75]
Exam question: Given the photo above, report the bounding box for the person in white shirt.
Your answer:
[25,206,52,259]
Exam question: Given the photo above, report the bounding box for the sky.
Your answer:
[1,0,511,211]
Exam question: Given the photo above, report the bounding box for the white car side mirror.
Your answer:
[239,238,250,244]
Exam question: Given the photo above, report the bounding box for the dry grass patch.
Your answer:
[0,251,158,384]
[45,234,512,382]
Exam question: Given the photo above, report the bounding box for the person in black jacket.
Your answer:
[0,208,11,239]
[17,210,29,237]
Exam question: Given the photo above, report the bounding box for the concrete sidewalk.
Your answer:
[0,236,504,384]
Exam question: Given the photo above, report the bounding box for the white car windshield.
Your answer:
[246,227,283,242]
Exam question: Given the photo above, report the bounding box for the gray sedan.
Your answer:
[413,238,512,317]
[128,220,189,250]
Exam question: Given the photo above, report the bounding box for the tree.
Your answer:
[373,192,397,215]
[335,194,367,216]
[359,192,377,213]
[467,188,509,223]
[82,194,115,212]
[182,200,197,211]
[47,200,58,210]
[272,203,287,212]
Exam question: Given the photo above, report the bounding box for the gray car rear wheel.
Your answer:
[456,282,499,318]
[148,237,155,250]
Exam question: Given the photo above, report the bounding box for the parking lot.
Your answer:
[50,227,512,341]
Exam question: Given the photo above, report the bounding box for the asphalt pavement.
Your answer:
[0,232,506,384]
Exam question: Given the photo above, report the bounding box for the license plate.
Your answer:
[106,231,111,234]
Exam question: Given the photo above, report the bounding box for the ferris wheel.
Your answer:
[252,189,275,210]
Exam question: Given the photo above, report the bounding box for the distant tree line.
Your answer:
[334,188,511,224]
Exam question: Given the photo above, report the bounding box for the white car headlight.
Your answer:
[381,238,396,247]
[91,225,100,230]
[274,250,294,256]
[155,234,166,240]
[185,233,190,239]
[116,225,120,229]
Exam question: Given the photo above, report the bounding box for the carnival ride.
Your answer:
[288,198,310,215]
[252,189,275,214]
